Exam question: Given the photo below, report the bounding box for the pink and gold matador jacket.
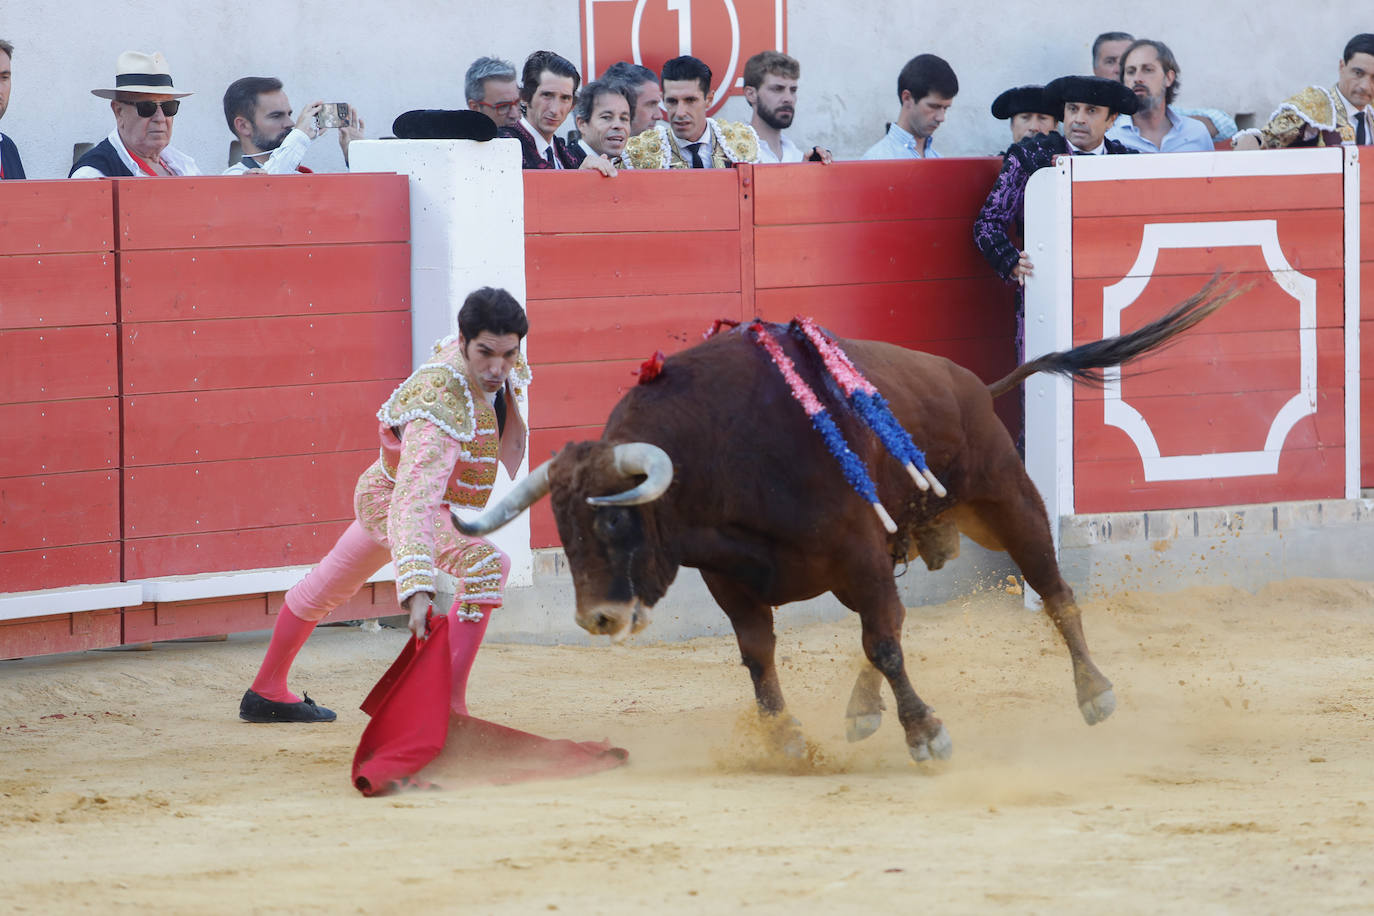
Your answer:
[357,334,531,603]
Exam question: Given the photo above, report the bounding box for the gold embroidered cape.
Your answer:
[624,119,761,170]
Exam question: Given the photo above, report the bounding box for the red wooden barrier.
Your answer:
[115,174,412,580]
[1067,156,1348,512]
[0,181,119,597]
[1361,172,1374,487]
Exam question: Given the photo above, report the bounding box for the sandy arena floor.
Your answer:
[1,578,1372,914]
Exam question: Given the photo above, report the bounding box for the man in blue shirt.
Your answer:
[862,54,958,160]
[1107,39,1213,153]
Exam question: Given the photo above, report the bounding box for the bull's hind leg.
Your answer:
[957,483,1116,725]
[701,573,805,758]
[845,664,885,742]
[834,576,951,762]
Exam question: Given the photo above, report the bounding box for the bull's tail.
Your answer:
[987,275,1245,399]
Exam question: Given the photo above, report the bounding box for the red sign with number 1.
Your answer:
[581,0,787,115]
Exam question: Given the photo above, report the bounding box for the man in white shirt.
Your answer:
[70,51,199,178]
[221,77,365,175]
[861,54,958,161]
[1234,33,1374,149]
[743,50,832,165]
[1106,40,1213,153]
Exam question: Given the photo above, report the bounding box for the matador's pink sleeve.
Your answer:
[388,418,464,602]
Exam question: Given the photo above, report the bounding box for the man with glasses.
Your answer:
[465,56,522,129]
[71,50,199,177]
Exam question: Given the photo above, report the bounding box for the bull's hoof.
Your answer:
[845,713,882,743]
[908,723,953,763]
[1080,687,1116,725]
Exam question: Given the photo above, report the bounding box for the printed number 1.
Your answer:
[666,0,693,56]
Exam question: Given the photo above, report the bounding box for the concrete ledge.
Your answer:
[132,563,396,604]
[1058,498,1374,599]
[0,583,144,623]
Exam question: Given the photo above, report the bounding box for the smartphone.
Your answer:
[317,102,351,129]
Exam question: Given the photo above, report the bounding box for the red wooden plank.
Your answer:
[121,312,411,394]
[1074,174,1343,218]
[529,361,641,429]
[1363,204,1374,262]
[123,519,359,579]
[1363,376,1374,487]
[123,451,371,538]
[0,610,122,660]
[738,164,757,337]
[0,326,118,404]
[0,543,121,596]
[754,277,1017,344]
[0,180,114,255]
[1072,329,1345,400]
[751,157,1004,226]
[532,504,559,549]
[1364,181,1374,204]
[0,400,118,479]
[1074,386,1343,459]
[120,243,411,322]
[754,219,990,288]
[0,471,120,551]
[123,380,400,466]
[1074,388,1344,462]
[1073,446,1343,514]
[526,293,743,364]
[1072,269,1345,342]
[115,173,410,250]
[1364,262,1374,321]
[1072,209,1344,279]
[524,168,740,233]
[122,586,389,643]
[526,230,742,299]
[0,253,116,329]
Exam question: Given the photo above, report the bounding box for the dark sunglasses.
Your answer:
[123,100,181,118]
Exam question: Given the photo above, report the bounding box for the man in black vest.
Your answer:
[70,51,200,178]
[0,39,24,180]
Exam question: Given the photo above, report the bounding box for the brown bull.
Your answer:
[456,279,1238,762]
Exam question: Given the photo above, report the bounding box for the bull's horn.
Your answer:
[586,443,674,507]
[451,459,552,536]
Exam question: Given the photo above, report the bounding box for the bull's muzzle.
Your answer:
[576,599,652,644]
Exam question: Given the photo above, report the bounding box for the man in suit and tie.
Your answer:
[624,56,759,169]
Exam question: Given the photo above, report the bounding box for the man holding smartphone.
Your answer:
[221,76,365,174]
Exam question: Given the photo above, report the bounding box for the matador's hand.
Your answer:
[402,591,434,641]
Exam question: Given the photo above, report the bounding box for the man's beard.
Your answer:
[757,102,794,131]
[1134,88,1163,113]
[250,125,291,153]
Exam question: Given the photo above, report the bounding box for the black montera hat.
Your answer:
[990,85,1058,120]
[391,109,499,141]
[1043,75,1139,116]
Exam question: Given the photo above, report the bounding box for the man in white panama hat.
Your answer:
[70,50,200,178]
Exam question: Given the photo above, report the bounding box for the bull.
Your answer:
[455,279,1238,762]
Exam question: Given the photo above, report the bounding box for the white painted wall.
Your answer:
[2,0,1366,178]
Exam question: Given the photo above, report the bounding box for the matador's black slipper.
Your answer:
[239,689,337,723]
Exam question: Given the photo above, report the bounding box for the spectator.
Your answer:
[71,51,199,177]
[222,78,365,174]
[624,56,759,168]
[861,54,958,160]
[465,56,522,129]
[569,80,633,168]
[974,75,1137,354]
[742,50,832,164]
[602,61,664,135]
[1091,31,1134,79]
[990,85,1058,149]
[1107,40,1213,153]
[0,39,23,180]
[1173,106,1238,143]
[500,50,581,169]
[1234,33,1374,149]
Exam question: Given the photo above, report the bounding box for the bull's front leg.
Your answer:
[702,573,805,758]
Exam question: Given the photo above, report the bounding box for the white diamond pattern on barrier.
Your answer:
[1101,220,1317,482]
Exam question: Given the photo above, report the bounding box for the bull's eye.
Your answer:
[593,507,637,545]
